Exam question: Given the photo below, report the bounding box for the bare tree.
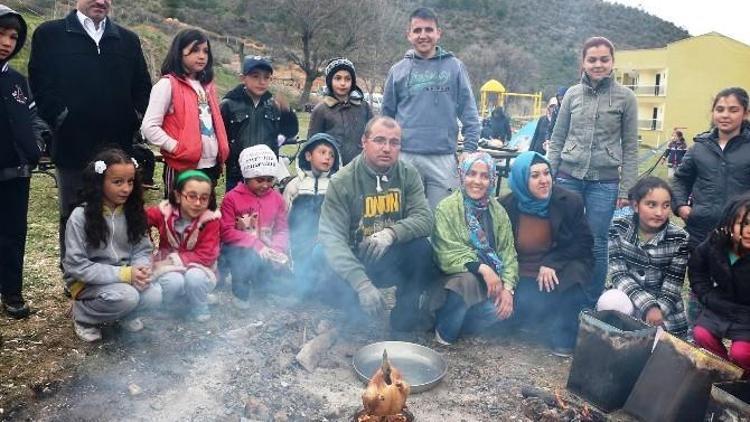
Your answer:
[461,39,540,95]
[349,0,407,101]
[248,0,377,105]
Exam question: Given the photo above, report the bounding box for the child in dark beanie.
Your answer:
[0,5,49,319]
[308,57,373,165]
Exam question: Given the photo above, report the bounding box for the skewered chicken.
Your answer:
[361,350,410,418]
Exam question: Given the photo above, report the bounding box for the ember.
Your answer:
[521,386,606,422]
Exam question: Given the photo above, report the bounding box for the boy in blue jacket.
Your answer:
[0,5,50,318]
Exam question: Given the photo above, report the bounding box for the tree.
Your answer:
[349,0,407,100]
[248,0,378,105]
[460,39,540,95]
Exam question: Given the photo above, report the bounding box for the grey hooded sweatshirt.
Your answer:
[63,206,153,298]
[382,46,480,155]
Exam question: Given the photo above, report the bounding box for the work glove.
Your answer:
[359,228,396,264]
[355,280,385,317]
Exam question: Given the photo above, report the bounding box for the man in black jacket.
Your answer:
[0,5,49,318]
[28,0,151,258]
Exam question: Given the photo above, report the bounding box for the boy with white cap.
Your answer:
[219,145,289,308]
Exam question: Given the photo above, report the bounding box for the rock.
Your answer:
[149,399,164,411]
[244,397,270,420]
[316,320,334,334]
[127,383,142,396]
[325,406,357,420]
[273,411,289,422]
[275,352,295,370]
[296,329,338,372]
[222,321,265,342]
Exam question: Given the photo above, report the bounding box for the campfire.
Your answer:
[354,350,414,422]
[521,386,605,422]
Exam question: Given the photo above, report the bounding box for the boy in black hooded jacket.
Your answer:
[0,5,50,318]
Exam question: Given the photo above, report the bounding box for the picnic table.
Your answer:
[478,147,519,196]
[32,156,57,186]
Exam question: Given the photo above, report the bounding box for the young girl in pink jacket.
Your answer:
[220,145,289,308]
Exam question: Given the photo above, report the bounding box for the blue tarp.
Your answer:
[508,120,538,152]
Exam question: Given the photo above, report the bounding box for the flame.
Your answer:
[554,389,567,410]
[582,403,591,419]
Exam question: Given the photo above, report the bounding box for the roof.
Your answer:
[480,79,506,93]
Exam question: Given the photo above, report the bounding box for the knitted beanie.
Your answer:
[324,57,357,96]
[238,145,280,179]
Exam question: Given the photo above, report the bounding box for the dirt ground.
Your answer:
[0,137,666,421]
[2,284,587,422]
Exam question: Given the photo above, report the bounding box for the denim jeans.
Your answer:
[156,268,215,311]
[555,177,618,303]
[513,277,587,349]
[435,291,498,343]
[223,245,274,300]
[312,237,438,331]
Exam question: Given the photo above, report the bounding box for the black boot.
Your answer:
[2,295,30,319]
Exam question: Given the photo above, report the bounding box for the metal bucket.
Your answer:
[705,381,750,421]
[566,310,657,412]
[623,332,743,422]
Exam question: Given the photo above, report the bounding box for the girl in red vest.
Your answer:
[141,29,229,197]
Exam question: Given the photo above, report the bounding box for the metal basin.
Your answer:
[352,341,448,393]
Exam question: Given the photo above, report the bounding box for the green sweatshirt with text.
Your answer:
[318,155,432,289]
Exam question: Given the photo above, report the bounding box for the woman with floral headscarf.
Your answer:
[500,151,593,357]
[432,152,518,345]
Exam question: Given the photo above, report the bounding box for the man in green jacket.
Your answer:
[317,116,436,330]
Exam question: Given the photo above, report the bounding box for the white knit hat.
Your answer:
[238,145,280,179]
[596,289,634,316]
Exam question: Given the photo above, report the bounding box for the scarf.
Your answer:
[459,152,503,275]
[509,151,552,217]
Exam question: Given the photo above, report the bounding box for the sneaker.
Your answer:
[233,296,251,310]
[551,346,574,358]
[2,299,30,319]
[191,306,211,322]
[206,293,219,306]
[434,329,453,346]
[121,317,144,332]
[74,321,102,342]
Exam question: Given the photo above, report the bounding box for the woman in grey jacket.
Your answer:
[547,36,638,304]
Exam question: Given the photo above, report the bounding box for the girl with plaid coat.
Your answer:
[598,177,689,337]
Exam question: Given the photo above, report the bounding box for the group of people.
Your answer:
[2,2,750,374]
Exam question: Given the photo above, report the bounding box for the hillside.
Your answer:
[421,0,689,94]
[7,0,689,99]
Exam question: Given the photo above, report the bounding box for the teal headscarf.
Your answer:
[509,151,552,217]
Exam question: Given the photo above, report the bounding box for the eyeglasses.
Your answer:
[181,192,211,204]
[368,136,402,149]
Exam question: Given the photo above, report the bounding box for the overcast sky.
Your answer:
[604,0,750,46]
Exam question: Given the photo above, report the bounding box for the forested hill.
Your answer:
[426,0,690,92]
[10,0,688,100]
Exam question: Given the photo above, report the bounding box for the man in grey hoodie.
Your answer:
[382,7,480,210]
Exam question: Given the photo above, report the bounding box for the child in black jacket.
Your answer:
[691,193,750,375]
[0,5,50,318]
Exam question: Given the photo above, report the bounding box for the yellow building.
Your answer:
[614,32,750,147]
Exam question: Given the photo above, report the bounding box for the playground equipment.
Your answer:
[479,79,543,121]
